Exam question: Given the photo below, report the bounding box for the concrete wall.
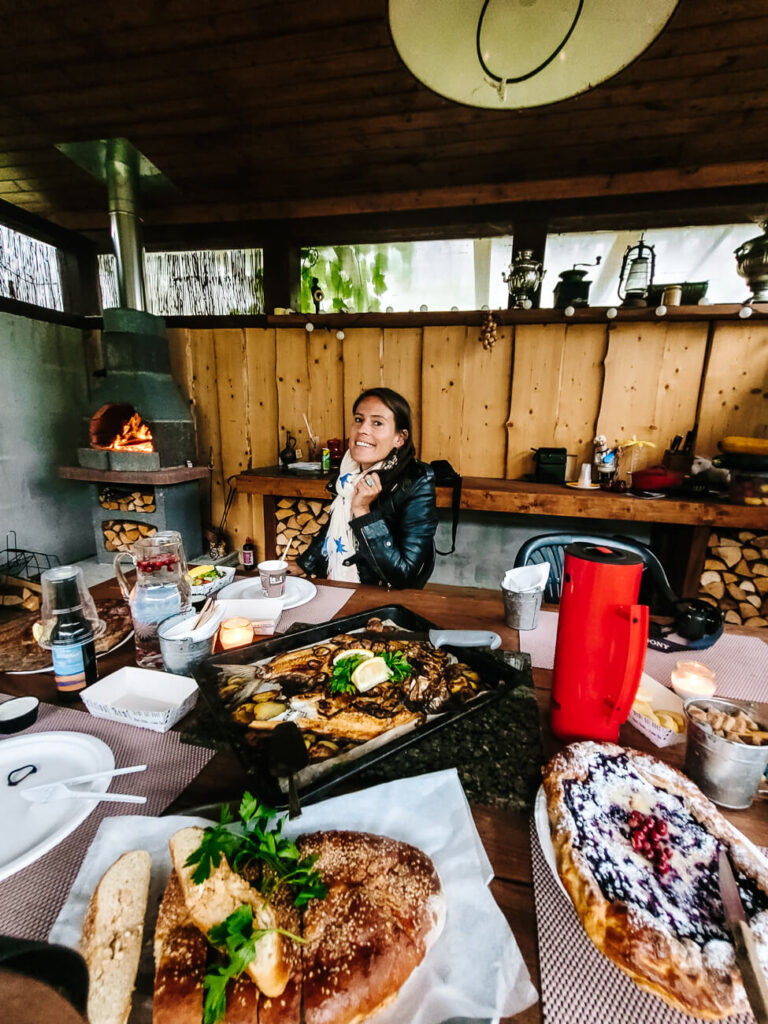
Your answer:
[430,509,651,590]
[0,311,94,565]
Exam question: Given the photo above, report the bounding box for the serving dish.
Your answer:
[193,604,524,809]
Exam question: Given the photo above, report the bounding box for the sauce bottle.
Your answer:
[242,537,255,572]
[43,567,98,695]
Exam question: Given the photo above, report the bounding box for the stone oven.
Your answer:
[59,141,207,562]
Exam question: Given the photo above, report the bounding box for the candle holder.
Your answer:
[219,617,255,650]
[670,660,716,700]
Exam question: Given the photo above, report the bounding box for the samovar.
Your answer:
[503,249,545,308]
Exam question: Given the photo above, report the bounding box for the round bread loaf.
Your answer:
[298,830,445,1024]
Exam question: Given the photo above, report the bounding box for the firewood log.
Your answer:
[275,508,294,521]
[713,546,740,567]
[303,519,322,536]
[704,558,727,572]
[739,531,757,543]
[725,610,742,624]
[277,498,294,509]
[295,512,312,527]
[286,515,300,530]
[701,581,725,600]
[308,501,324,515]
[740,602,759,619]
[735,558,752,576]
[297,500,309,513]
[746,617,768,629]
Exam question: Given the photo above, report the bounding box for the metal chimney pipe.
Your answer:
[105,138,147,311]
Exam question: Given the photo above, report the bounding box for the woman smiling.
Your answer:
[297,388,438,589]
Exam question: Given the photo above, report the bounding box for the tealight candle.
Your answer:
[670,660,716,700]
[219,617,254,650]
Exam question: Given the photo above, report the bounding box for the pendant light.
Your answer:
[388,0,679,110]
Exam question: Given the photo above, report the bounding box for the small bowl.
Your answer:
[0,696,40,733]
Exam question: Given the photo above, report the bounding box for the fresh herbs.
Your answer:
[202,905,303,1024]
[329,653,368,694]
[185,792,327,908]
[329,649,412,694]
[380,649,412,684]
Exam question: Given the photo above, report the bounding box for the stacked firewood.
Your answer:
[698,530,768,628]
[275,497,330,559]
[103,520,157,553]
[99,487,156,513]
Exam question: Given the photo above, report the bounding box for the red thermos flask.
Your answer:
[550,543,649,742]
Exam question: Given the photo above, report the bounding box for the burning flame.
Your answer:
[108,413,154,452]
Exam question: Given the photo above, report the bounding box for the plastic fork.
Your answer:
[21,764,147,794]
[20,783,147,805]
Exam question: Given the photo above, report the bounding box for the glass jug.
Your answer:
[115,531,191,668]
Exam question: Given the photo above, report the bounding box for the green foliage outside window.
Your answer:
[301,245,398,313]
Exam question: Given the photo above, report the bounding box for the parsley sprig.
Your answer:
[202,905,303,1024]
[328,649,412,695]
[329,654,369,694]
[380,649,412,684]
[184,792,327,907]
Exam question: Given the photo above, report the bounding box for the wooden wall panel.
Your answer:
[342,327,384,417]
[506,323,606,479]
[420,326,467,466]
[382,327,422,455]
[697,322,768,456]
[459,324,513,477]
[596,322,708,474]
[170,319,768,557]
[244,327,278,467]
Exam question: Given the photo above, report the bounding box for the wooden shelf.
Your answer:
[60,465,210,485]
[235,468,768,530]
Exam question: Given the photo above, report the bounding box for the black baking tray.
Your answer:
[193,603,525,809]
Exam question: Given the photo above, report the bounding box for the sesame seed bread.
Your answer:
[169,826,291,999]
[155,829,445,1024]
[153,871,207,1024]
[299,831,446,1024]
[79,849,151,1024]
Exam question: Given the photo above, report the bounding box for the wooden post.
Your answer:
[262,238,301,313]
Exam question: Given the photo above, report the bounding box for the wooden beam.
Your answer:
[45,161,768,231]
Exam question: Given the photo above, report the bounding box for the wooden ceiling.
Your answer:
[1,0,768,235]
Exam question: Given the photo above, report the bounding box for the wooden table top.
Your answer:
[2,577,767,1024]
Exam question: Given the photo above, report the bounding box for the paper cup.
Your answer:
[502,587,543,630]
[258,559,288,598]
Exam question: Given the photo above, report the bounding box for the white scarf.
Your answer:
[323,450,384,582]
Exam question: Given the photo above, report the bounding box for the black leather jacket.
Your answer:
[297,461,438,589]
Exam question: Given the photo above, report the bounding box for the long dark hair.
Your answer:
[352,387,416,491]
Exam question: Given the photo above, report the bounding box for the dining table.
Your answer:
[1,574,767,1024]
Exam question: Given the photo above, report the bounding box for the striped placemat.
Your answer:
[0,701,215,941]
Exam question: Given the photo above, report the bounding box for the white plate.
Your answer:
[217,575,317,610]
[0,731,114,881]
[533,785,568,897]
[189,564,236,597]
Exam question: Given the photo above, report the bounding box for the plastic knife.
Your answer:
[356,629,501,650]
[718,849,768,1024]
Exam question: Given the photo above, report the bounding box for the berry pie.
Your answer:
[543,741,768,1018]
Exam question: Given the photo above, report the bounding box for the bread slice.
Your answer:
[153,871,207,1024]
[169,827,291,999]
[79,849,151,1024]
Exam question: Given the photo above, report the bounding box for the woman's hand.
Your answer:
[350,471,382,517]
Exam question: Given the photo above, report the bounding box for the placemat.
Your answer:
[0,700,215,941]
[276,583,354,632]
[520,611,768,703]
[530,821,752,1024]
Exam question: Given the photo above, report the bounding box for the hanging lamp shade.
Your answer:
[388,0,679,109]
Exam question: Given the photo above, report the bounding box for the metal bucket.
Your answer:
[684,696,768,809]
[501,587,543,630]
[158,610,216,676]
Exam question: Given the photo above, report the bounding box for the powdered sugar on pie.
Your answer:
[544,741,768,1019]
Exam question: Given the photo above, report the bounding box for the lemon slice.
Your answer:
[332,648,375,666]
[32,622,45,643]
[351,656,391,693]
